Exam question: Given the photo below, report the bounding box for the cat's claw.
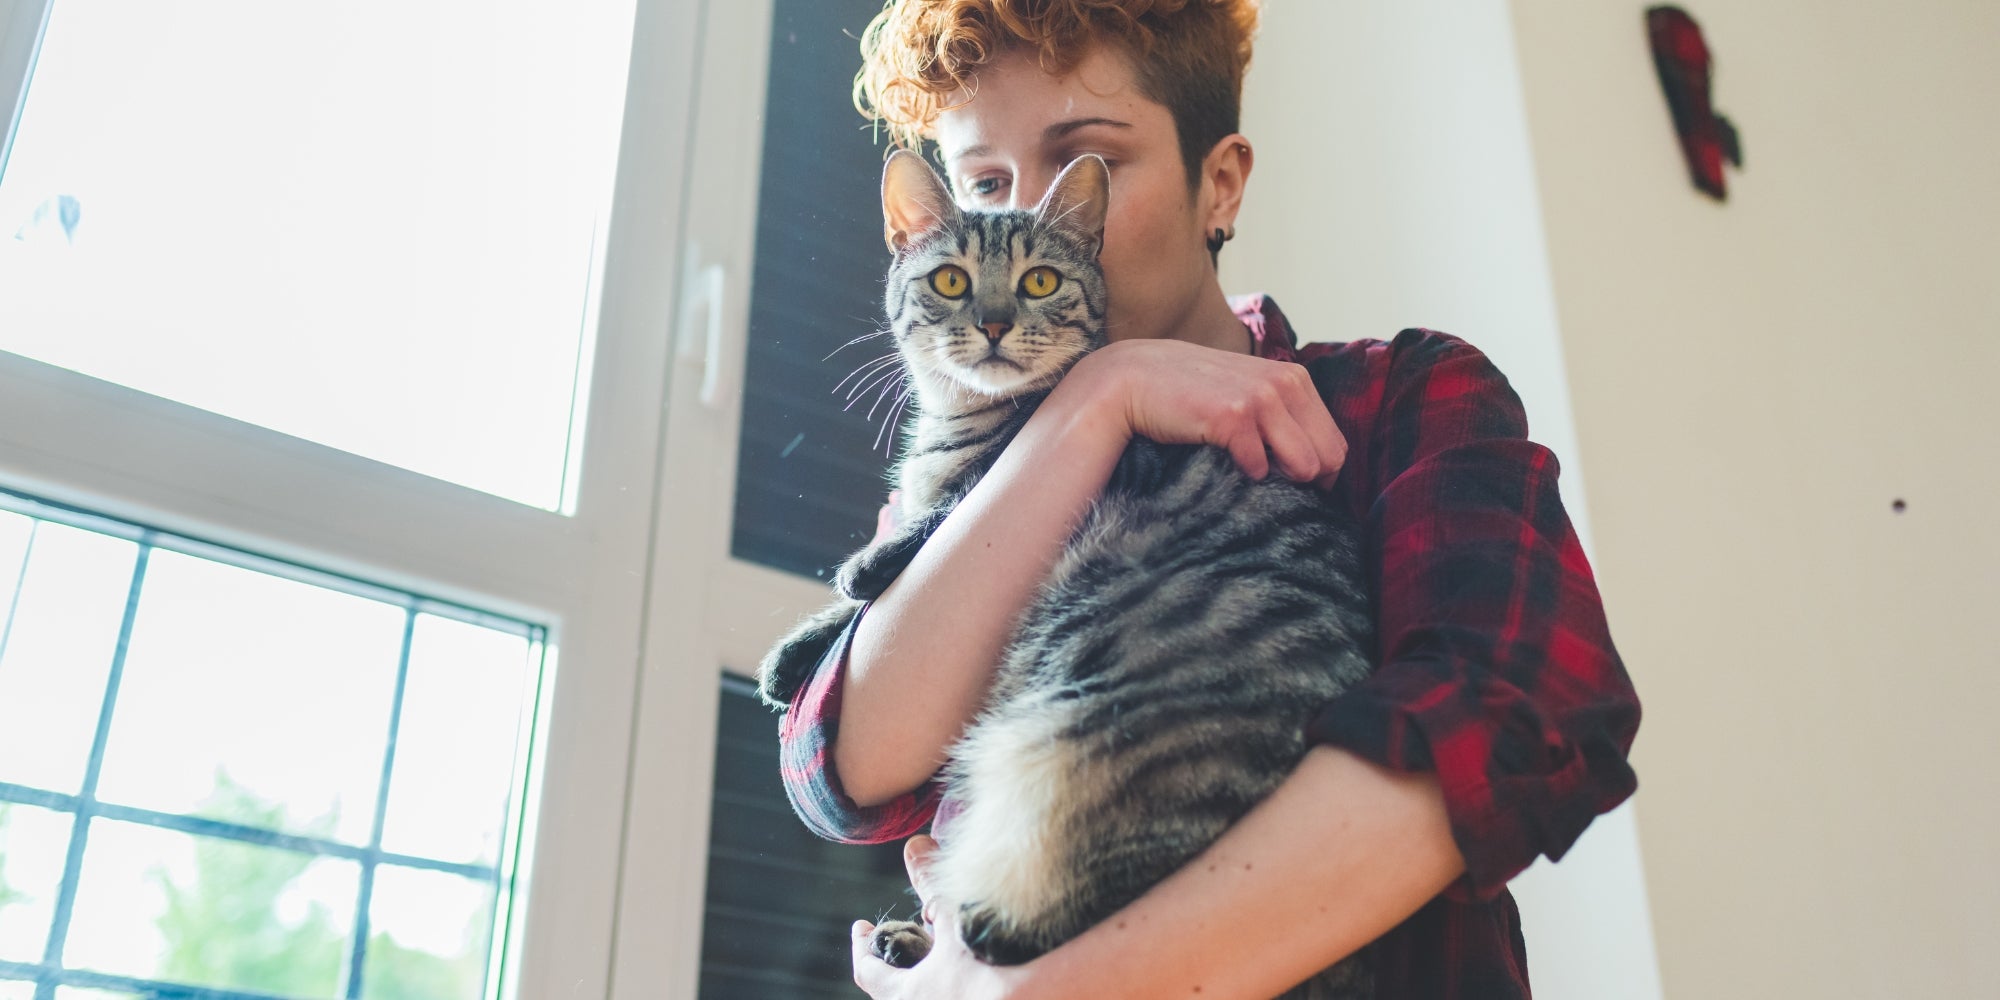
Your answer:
[868,919,933,969]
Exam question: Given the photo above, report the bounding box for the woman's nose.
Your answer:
[1010,170,1054,210]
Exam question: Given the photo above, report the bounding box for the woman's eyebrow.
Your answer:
[1044,116,1133,142]
[947,117,1136,164]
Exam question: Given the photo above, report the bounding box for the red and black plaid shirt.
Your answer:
[779,295,1642,999]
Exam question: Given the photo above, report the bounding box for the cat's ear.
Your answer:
[882,149,959,254]
[1034,154,1110,258]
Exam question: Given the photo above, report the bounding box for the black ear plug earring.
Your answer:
[1205,226,1235,264]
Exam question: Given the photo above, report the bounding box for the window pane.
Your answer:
[0,982,32,1000]
[730,0,900,579]
[62,819,360,998]
[362,865,494,1000]
[0,0,637,510]
[701,678,909,998]
[0,521,137,795]
[94,550,406,845]
[0,803,74,963]
[379,615,534,867]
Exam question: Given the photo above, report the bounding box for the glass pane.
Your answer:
[362,865,494,1000]
[63,819,359,998]
[0,0,638,510]
[95,550,406,845]
[0,520,137,794]
[379,616,533,867]
[701,678,910,998]
[731,0,901,579]
[0,982,33,1000]
[0,803,74,962]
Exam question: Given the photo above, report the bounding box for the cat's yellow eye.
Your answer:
[930,264,970,299]
[1020,266,1061,299]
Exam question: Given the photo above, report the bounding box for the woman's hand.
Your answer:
[1055,339,1347,490]
[851,836,1042,1000]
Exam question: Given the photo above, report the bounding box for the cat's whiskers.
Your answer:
[864,367,906,422]
[875,381,914,455]
[834,353,903,396]
[846,363,909,410]
[823,328,893,362]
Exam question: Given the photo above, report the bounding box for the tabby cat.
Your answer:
[758,151,1376,1000]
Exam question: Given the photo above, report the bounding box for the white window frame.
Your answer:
[605,0,843,996]
[0,1,839,998]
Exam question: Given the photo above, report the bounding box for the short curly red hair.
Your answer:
[854,0,1261,186]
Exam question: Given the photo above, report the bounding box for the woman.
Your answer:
[777,2,1642,997]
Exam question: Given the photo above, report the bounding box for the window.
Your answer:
[0,489,543,1000]
[697,678,908,1000]
[684,2,927,997]
[0,0,635,511]
[728,0,901,580]
[0,0,705,992]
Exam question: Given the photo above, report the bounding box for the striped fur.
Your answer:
[759,154,1375,999]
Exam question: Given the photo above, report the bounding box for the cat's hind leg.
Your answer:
[929,697,1091,966]
[867,919,933,969]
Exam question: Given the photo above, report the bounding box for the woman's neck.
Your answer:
[1169,283,1253,355]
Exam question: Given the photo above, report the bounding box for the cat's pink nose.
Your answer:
[982,322,1011,343]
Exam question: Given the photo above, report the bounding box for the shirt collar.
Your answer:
[1229,293,1300,363]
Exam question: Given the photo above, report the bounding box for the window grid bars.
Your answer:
[32,536,149,1000]
[1,956,302,1000]
[0,783,495,881]
[0,497,540,1000]
[0,488,540,641]
[342,609,417,1000]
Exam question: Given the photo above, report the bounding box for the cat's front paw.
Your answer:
[834,505,950,601]
[958,902,1045,967]
[755,599,860,709]
[868,919,933,969]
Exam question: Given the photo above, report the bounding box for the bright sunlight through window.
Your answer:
[0,0,636,511]
[0,490,548,999]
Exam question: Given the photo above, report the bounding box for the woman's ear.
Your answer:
[1200,134,1254,237]
[882,149,960,253]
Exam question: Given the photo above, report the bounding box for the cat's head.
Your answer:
[879,150,1110,404]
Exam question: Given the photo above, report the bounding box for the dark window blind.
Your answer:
[731,0,906,580]
[700,676,915,999]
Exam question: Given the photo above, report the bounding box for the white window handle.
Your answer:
[677,256,727,410]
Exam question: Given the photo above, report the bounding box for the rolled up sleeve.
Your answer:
[1303,329,1641,903]
[777,600,943,845]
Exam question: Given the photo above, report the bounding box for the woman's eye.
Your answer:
[968,176,1007,197]
[1019,266,1061,299]
[930,264,970,298]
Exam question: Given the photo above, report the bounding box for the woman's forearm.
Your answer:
[835,379,1133,806]
[1023,747,1467,1000]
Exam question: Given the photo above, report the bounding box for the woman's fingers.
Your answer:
[904,835,939,923]
[1271,364,1346,489]
[1075,339,1346,488]
[851,921,885,992]
[1256,405,1321,483]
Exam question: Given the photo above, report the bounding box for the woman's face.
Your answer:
[933,44,1231,343]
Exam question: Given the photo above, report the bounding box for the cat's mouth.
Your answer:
[940,350,1049,397]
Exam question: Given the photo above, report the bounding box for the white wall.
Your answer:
[1509,2,2000,998]
[1221,3,1662,998]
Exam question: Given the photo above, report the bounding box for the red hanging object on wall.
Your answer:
[1647,5,1742,200]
